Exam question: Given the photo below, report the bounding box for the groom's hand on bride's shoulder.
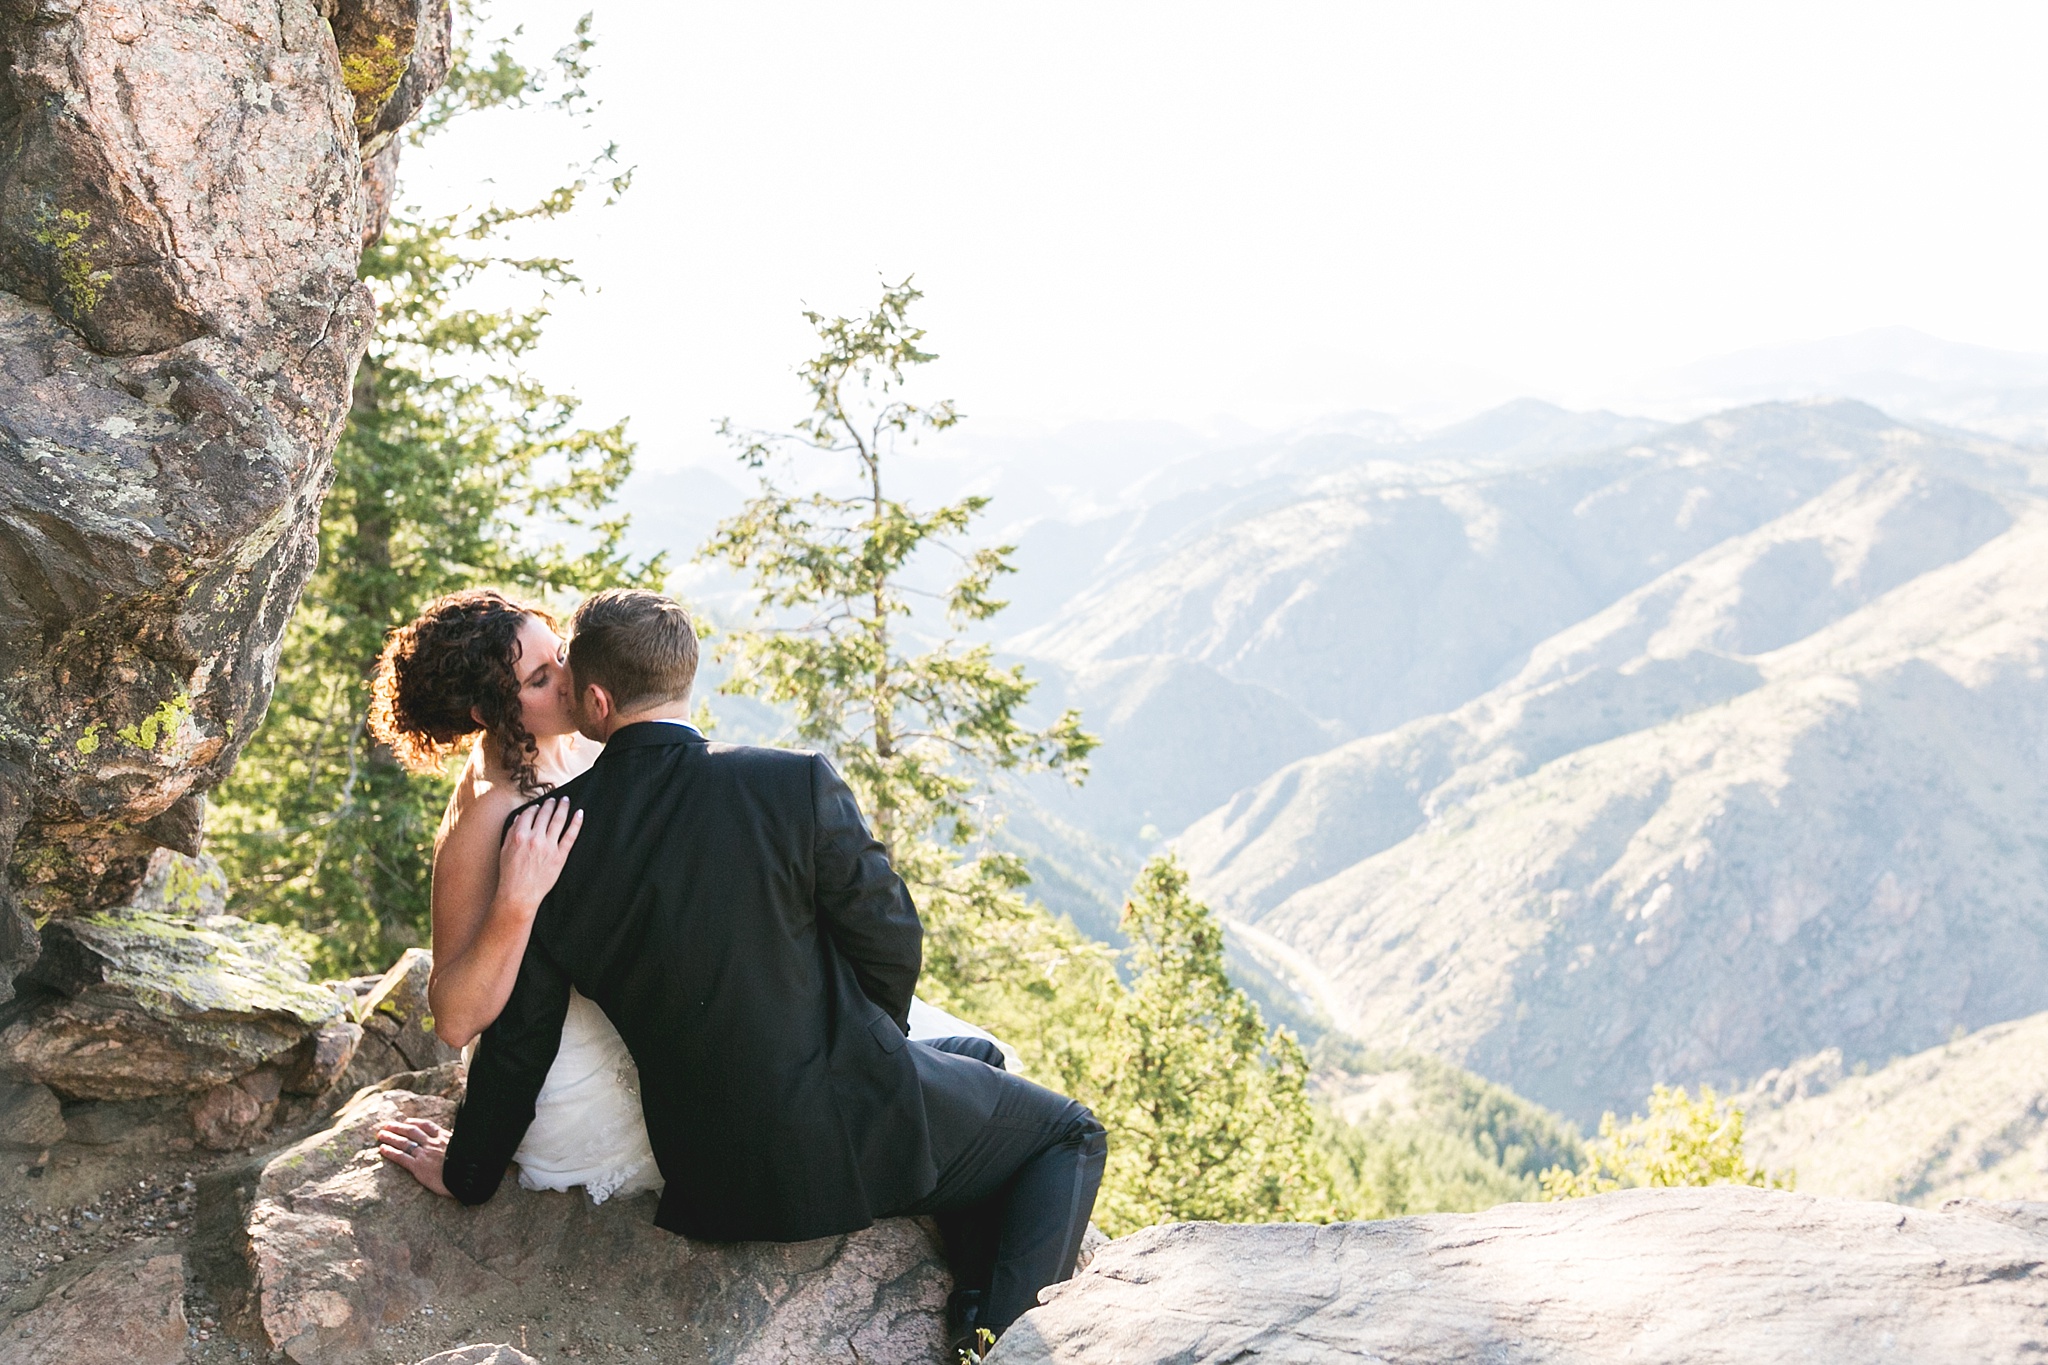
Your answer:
[377,1117,453,1198]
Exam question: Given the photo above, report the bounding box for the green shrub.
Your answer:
[1541,1083,1792,1198]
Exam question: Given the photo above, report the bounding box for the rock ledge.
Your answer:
[992,1187,2048,1364]
[203,1085,950,1365]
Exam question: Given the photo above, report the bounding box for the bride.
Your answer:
[364,587,1010,1203]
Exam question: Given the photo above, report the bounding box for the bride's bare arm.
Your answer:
[427,794,584,1047]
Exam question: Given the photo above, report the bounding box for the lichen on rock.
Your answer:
[0,903,346,1099]
[0,0,452,1006]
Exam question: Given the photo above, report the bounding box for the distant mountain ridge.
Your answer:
[996,399,2048,1122]
[1015,401,1974,736]
[1620,326,2048,443]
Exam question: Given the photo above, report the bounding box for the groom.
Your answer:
[379,589,1105,1348]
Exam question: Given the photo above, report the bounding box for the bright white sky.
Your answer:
[408,1,2048,467]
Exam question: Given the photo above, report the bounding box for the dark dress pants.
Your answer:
[896,1039,1108,1334]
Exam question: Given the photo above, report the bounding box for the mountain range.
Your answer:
[1001,400,2048,1123]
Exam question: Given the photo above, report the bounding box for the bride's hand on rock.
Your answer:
[377,1118,452,1197]
[497,797,585,917]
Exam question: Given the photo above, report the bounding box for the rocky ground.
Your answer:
[0,1072,950,1365]
[0,1092,314,1364]
[0,868,959,1365]
[0,936,898,1365]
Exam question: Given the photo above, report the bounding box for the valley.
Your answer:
[994,399,2048,1127]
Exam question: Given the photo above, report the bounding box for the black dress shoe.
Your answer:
[947,1287,991,1358]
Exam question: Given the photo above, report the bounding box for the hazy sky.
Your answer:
[409,2,2048,464]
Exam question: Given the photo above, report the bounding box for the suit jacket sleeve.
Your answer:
[440,930,571,1205]
[809,753,923,1032]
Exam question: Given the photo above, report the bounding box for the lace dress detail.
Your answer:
[513,989,663,1204]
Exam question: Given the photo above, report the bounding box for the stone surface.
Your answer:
[0,0,451,1000]
[208,1086,951,1365]
[0,906,345,1099]
[356,948,461,1073]
[190,1075,271,1151]
[992,1188,2048,1364]
[414,1348,538,1365]
[124,847,230,917]
[284,1019,367,1098]
[1,1241,188,1365]
[0,1077,65,1147]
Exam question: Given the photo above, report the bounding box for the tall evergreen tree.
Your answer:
[211,12,656,975]
[1090,856,1331,1234]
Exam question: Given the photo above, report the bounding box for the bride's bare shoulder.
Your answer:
[436,747,523,859]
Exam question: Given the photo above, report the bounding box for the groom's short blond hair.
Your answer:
[568,589,698,713]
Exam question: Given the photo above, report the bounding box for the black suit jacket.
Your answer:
[440,722,936,1241]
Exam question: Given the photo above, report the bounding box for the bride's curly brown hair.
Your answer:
[367,588,559,796]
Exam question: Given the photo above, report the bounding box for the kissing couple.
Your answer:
[364,586,1107,1352]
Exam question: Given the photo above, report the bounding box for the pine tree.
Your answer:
[703,280,1116,1074]
[1090,856,1332,1234]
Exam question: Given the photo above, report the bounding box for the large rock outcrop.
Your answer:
[0,0,450,999]
[201,1084,952,1365]
[1,888,351,1100]
[991,1188,2048,1363]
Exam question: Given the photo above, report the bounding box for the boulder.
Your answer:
[335,949,459,1096]
[0,0,452,1003]
[0,1241,188,1365]
[359,948,462,1071]
[0,1077,66,1147]
[287,1018,369,1097]
[0,906,346,1099]
[992,1188,2048,1364]
[209,1085,951,1365]
[124,848,230,917]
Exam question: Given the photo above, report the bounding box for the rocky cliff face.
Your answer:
[0,0,449,1000]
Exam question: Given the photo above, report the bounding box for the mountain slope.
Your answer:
[1179,458,2020,919]
[1014,402,1955,737]
[1740,1013,2048,1206]
[1176,461,2048,1122]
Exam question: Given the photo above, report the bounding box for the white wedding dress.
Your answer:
[510,989,1015,1203]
